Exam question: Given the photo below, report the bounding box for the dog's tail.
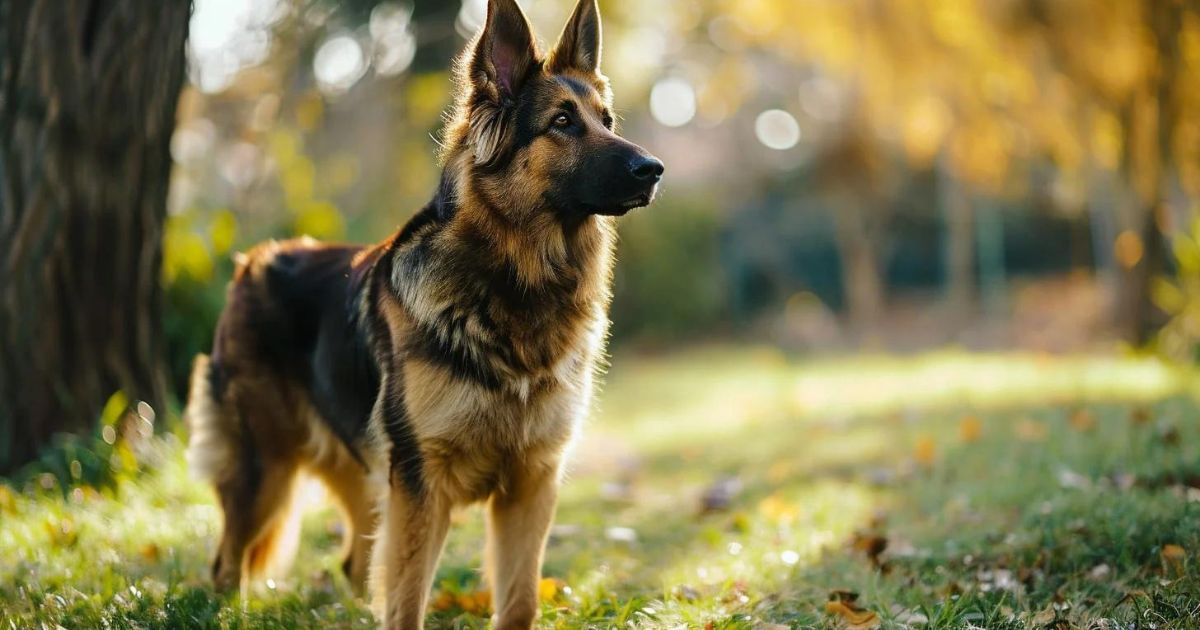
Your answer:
[184,354,234,484]
[184,354,302,586]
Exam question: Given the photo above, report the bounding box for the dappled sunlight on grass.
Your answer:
[2,347,1199,628]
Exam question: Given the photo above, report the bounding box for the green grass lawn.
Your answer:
[2,347,1199,628]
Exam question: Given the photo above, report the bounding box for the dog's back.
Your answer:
[184,238,382,592]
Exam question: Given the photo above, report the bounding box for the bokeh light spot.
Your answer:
[650,77,696,128]
[755,109,801,150]
[314,35,367,96]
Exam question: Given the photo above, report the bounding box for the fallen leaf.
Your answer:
[913,435,936,467]
[538,577,561,602]
[825,596,881,629]
[1068,409,1095,432]
[140,543,161,562]
[759,494,800,524]
[429,590,457,612]
[700,476,743,514]
[849,532,888,569]
[1014,417,1047,442]
[829,589,859,602]
[1030,605,1056,625]
[458,589,491,616]
[1130,407,1152,425]
[1159,425,1180,446]
[1161,544,1187,577]
[958,415,982,443]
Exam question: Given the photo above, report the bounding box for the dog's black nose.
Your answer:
[629,156,664,183]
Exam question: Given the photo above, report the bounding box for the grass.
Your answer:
[2,346,1199,629]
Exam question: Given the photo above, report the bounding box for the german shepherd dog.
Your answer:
[183,0,662,627]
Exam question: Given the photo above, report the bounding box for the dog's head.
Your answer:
[445,0,663,222]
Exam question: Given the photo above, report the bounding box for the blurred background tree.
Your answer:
[4,0,1200,469]
[161,0,1200,376]
[0,1,189,473]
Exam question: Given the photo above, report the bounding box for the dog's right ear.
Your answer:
[470,0,538,104]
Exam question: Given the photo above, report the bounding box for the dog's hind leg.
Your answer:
[214,455,301,592]
[309,438,376,595]
[185,355,303,593]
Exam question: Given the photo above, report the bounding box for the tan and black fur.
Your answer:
[183,1,663,628]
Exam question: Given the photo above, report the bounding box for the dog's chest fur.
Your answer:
[367,212,613,502]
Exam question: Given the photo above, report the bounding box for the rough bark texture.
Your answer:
[0,0,190,473]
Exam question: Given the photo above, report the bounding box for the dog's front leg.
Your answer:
[486,460,559,630]
[372,484,450,630]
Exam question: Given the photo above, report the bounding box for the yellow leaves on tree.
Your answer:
[1114,230,1145,270]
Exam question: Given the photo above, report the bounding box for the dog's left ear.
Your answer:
[548,0,602,74]
[471,0,539,102]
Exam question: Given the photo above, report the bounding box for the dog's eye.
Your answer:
[552,113,572,128]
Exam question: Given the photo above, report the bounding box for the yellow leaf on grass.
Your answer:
[538,577,560,601]
[429,591,457,612]
[458,590,491,616]
[958,415,982,443]
[825,600,881,629]
[1014,417,1047,442]
[1069,409,1095,432]
[1162,544,1187,577]
[914,435,936,467]
[759,494,800,524]
[140,543,161,562]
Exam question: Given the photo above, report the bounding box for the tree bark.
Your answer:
[0,0,189,473]
[833,197,886,334]
[1116,0,1180,345]
[939,154,975,322]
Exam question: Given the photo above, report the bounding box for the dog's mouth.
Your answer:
[618,193,652,210]
[597,191,655,216]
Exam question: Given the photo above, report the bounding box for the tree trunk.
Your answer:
[939,155,975,323]
[0,0,189,473]
[1116,0,1180,345]
[833,198,885,334]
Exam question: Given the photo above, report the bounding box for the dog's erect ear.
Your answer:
[471,0,538,101]
[548,0,601,74]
